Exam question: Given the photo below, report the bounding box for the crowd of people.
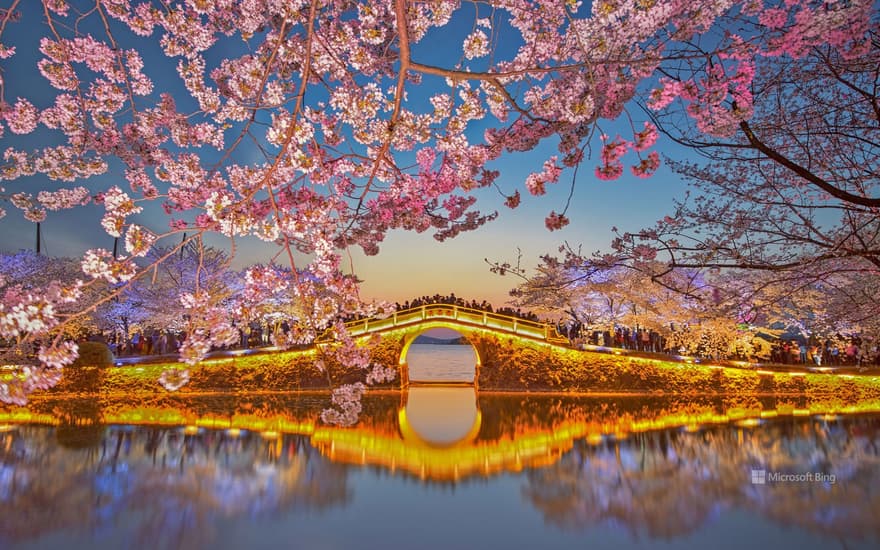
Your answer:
[93,320,281,357]
[770,339,879,367]
[570,326,669,354]
[93,329,187,357]
[395,294,541,322]
[561,322,880,367]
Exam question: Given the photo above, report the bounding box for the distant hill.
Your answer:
[412,335,466,345]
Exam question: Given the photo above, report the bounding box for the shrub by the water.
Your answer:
[52,341,114,394]
[70,341,114,368]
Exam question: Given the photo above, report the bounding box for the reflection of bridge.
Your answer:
[6,393,880,482]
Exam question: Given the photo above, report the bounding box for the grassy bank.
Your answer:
[470,334,880,399]
[21,333,880,400]
[41,336,405,397]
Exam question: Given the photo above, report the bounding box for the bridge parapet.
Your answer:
[318,303,569,346]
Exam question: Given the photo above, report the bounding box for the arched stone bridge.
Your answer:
[318,303,570,387]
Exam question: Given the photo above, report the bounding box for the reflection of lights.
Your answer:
[789,372,806,377]
[817,414,838,421]
[0,424,17,432]
[757,370,775,376]
[614,351,622,355]
[5,389,880,483]
[736,418,761,428]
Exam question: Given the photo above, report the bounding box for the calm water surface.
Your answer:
[1,348,879,549]
[405,343,476,381]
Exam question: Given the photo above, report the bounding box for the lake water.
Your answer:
[405,343,477,382]
[2,375,879,548]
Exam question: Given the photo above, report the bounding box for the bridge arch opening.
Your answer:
[400,326,480,384]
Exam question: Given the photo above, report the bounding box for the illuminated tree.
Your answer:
[608,11,879,331]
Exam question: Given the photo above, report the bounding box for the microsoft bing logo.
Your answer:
[751,469,766,484]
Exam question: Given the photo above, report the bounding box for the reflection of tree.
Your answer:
[0,427,351,548]
[55,422,106,450]
[523,418,880,542]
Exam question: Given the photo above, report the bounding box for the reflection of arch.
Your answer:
[398,322,483,387]
[397,407,482,449]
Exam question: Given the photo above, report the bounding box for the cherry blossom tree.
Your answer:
[0,1,873,404]
[500,251,782,359]
[607,6,879,330]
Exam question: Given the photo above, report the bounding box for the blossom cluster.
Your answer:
[81,249,137,284]
[176,291,239,366]
[320,383,366,427]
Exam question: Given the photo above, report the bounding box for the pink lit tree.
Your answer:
[603,5,879,336]
[0,1,873,406]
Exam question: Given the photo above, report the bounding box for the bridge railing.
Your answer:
[325,303,569,345]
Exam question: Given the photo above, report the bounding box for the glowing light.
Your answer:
[227,428,242,437]
[736,418,761,428]
[757,370,775,375]
[183,425,199,435]
[789,371,806,377]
